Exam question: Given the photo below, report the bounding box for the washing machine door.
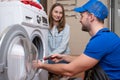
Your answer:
[0,25,38,80]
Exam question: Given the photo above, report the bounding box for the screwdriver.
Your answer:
[40,55,55,61]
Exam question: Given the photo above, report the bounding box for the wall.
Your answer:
[47,0,110,56]
[40,0,47,13]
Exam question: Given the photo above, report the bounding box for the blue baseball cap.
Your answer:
[74,0,108,20]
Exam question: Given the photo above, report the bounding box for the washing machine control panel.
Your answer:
[42,16,48,24]
[36,15,48,28]
[0,1,49,30]
[42,16,48,26]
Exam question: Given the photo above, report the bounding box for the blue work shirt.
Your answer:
[84,28,120,80]
[48,24,70,55]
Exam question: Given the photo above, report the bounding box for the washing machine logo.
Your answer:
[36,15,41,24]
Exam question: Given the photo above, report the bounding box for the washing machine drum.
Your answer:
[0,25,38,80]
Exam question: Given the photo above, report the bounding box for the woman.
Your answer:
[48,3,71,80]
[48,3,70,64]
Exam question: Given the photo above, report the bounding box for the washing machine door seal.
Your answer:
[0,24,38,80]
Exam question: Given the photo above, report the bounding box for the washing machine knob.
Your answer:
[37,15,41,24]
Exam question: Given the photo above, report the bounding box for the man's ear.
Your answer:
[89,14,95,22]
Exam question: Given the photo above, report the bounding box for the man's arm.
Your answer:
[33,53,98,77]
[50,54,78,62]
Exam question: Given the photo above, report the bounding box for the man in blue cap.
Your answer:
[32,0,120,80]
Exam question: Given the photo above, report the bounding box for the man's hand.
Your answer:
[32,60,42,69]
[44,54,64,63]
[51,54,64,63]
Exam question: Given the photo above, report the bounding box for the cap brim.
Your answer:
[74,7,86,12]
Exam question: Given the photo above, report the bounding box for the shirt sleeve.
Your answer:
[84,34,111,60]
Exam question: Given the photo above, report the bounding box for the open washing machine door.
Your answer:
[0,24,39,80]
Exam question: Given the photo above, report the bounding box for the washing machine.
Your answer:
[0,1,49,80]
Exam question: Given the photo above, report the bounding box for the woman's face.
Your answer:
[52,6,63,22]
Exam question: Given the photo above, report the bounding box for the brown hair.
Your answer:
[49,3,66,33]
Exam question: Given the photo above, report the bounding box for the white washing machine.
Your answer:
[0,1,49,80]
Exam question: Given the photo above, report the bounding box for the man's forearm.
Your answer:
[62,54,78,62]
[40,59,84,78]
[40,63,72,76]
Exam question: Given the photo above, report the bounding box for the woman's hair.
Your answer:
[49,3,66,33]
